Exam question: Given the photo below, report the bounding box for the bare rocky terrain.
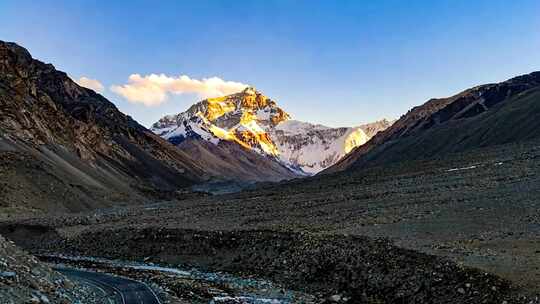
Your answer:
[0,235,106,303]
[3,138,540,303]
[327,72,540,173]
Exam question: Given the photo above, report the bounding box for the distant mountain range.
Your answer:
[325,71,540,173]
[151,87,392,177]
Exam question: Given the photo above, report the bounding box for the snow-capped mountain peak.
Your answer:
[151,89,393,174]
[152,87,288,156]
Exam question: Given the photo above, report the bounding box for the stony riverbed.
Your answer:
[41,255,319,304]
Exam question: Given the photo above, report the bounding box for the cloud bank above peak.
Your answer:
[111,73,249,106]
[76,76,104,93]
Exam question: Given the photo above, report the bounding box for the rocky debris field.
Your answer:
[41,255,317,304]
[3,139,540,303]
[0,235,106,303]
[9,228,539,304]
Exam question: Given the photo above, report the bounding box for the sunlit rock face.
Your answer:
[152,87,287,156]
[345,128,369,154]
[152,87,392,174]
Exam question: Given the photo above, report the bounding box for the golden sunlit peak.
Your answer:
[242,87,258,95]
[344,128,369,154]
[155,86,294,158]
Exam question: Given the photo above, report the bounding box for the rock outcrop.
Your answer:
[0,235,102,303]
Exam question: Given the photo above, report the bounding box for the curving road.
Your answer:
[55,267,161,304]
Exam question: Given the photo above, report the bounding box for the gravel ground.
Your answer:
[24,229,539,303]
[2,140,540,303]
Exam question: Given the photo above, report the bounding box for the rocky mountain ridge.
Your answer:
[326,71,540,173]
[0,41,208,213]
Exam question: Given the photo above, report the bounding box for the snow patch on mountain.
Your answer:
[270,121,370,174]
[274,120,330,133]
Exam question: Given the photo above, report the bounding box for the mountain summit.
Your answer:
[152,89,392,174]
[152,87,289,156]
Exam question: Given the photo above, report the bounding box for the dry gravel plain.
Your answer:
[2,139,540,303]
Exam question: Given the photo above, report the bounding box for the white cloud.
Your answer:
[76,76,104,93]
[110,74,248,106]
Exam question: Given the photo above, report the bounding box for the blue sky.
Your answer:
[1,0,539,127]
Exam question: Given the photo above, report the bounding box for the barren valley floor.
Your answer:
[2,139,540,303]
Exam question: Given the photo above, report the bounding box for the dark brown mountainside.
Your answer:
[325,71,540,172]
[177,138,299,182]
[0,41,208,214]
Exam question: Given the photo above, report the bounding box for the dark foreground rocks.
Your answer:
[0,235,106,303]
[27,228,537,304]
